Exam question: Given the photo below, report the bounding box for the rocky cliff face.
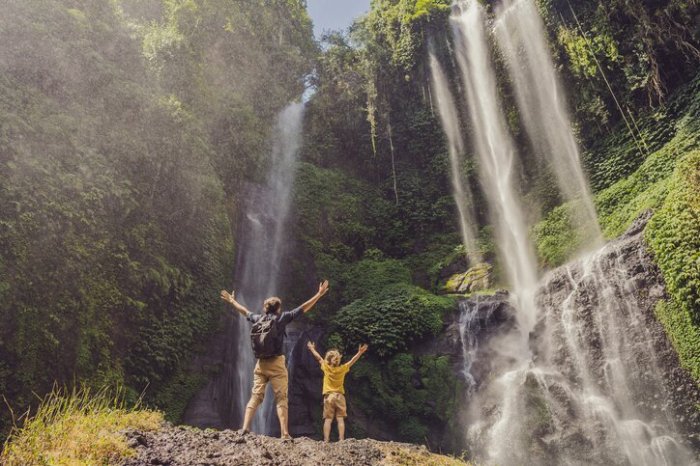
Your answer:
[535,213,700,430]
[460,213,700,465]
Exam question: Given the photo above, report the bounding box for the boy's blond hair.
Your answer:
[324,349,342,367]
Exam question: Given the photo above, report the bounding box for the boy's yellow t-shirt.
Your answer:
[320,361,350,394]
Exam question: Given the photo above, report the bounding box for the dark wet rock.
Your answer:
[526,211,700,461]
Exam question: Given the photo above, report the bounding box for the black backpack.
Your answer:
[250,314,282,359]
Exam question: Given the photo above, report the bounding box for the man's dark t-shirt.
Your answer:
[246,307,302,358]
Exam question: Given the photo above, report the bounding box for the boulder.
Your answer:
[442,262,493,294]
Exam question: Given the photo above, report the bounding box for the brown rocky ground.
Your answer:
[119,426,470,466]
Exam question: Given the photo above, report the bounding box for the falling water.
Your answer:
[494,0,602,244]
[525,221,695,465]
[232,102,305,433]
[443,1,697,464]
[450,0,539,331]
[428,49,481,264]
[448,5,545,458]
[458,219,697,465]
[183,101,304,433]
[456,296,501,391]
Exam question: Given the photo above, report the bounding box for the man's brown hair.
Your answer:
[263,297,282,315]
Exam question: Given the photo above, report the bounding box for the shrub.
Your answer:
[341,257,412,303]
[348,353,460,444]
[333,283,455,357]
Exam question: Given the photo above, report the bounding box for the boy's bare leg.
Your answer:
[337,417,345,441]
[323,418,332,442]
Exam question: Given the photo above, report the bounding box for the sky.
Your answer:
[306,0,372,38]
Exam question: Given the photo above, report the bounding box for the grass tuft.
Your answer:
[380,444,473,466]
[1,386,163,466]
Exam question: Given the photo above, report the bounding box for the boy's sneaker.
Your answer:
[281,434,293,442]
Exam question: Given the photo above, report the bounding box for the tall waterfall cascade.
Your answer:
[428,50,482,265]
[182,102,305,433]
[432,0,698,464]
[493,0,602,245]
[450,0,540,345]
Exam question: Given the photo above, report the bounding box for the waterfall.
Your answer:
[448,6,544,458]
[428,49,482,264]
[233,102,305,433]
[455,218,697,465]
[182,101,305,433]
[450,0,539,334]
[493,0,602,244]
[526,220,694,465]
[436,1,697,464]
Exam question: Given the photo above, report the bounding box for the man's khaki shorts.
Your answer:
[323,392,347,419]
[247,355,288,410]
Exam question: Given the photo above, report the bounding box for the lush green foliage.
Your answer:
[547,0,699,142]
[341,257,412,302]
[534,74,700,267]
[653,300,700,383]
[0,0,314,438]
[333,284,454,358]
[532,202,587,267]
[646,150,700,380]
[348,353,460,444]
[132,0,316,186]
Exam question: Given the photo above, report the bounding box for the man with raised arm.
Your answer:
[306,341,369,442]
[220,280,329,440]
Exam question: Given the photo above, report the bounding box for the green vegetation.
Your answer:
[534,75,700,267]
[646,151,700,381]
[1,387,163,466]
[547,0,699,142]
[0,0,314,438]
[350,353,460,444]
[334,284,454,357]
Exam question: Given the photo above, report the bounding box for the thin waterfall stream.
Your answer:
[429,49,482,264]
[183,102,305,433]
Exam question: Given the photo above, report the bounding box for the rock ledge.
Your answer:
[119,425,469,466]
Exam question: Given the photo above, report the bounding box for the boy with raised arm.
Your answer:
[220,280,329,440]
[306,341,369,442]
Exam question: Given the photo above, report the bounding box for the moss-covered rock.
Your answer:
[441,263,492,294]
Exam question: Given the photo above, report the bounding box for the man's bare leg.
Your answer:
[323,418,333,442]
[242,405,257,432]
[337,417,345,441]
[277,405,290,438]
